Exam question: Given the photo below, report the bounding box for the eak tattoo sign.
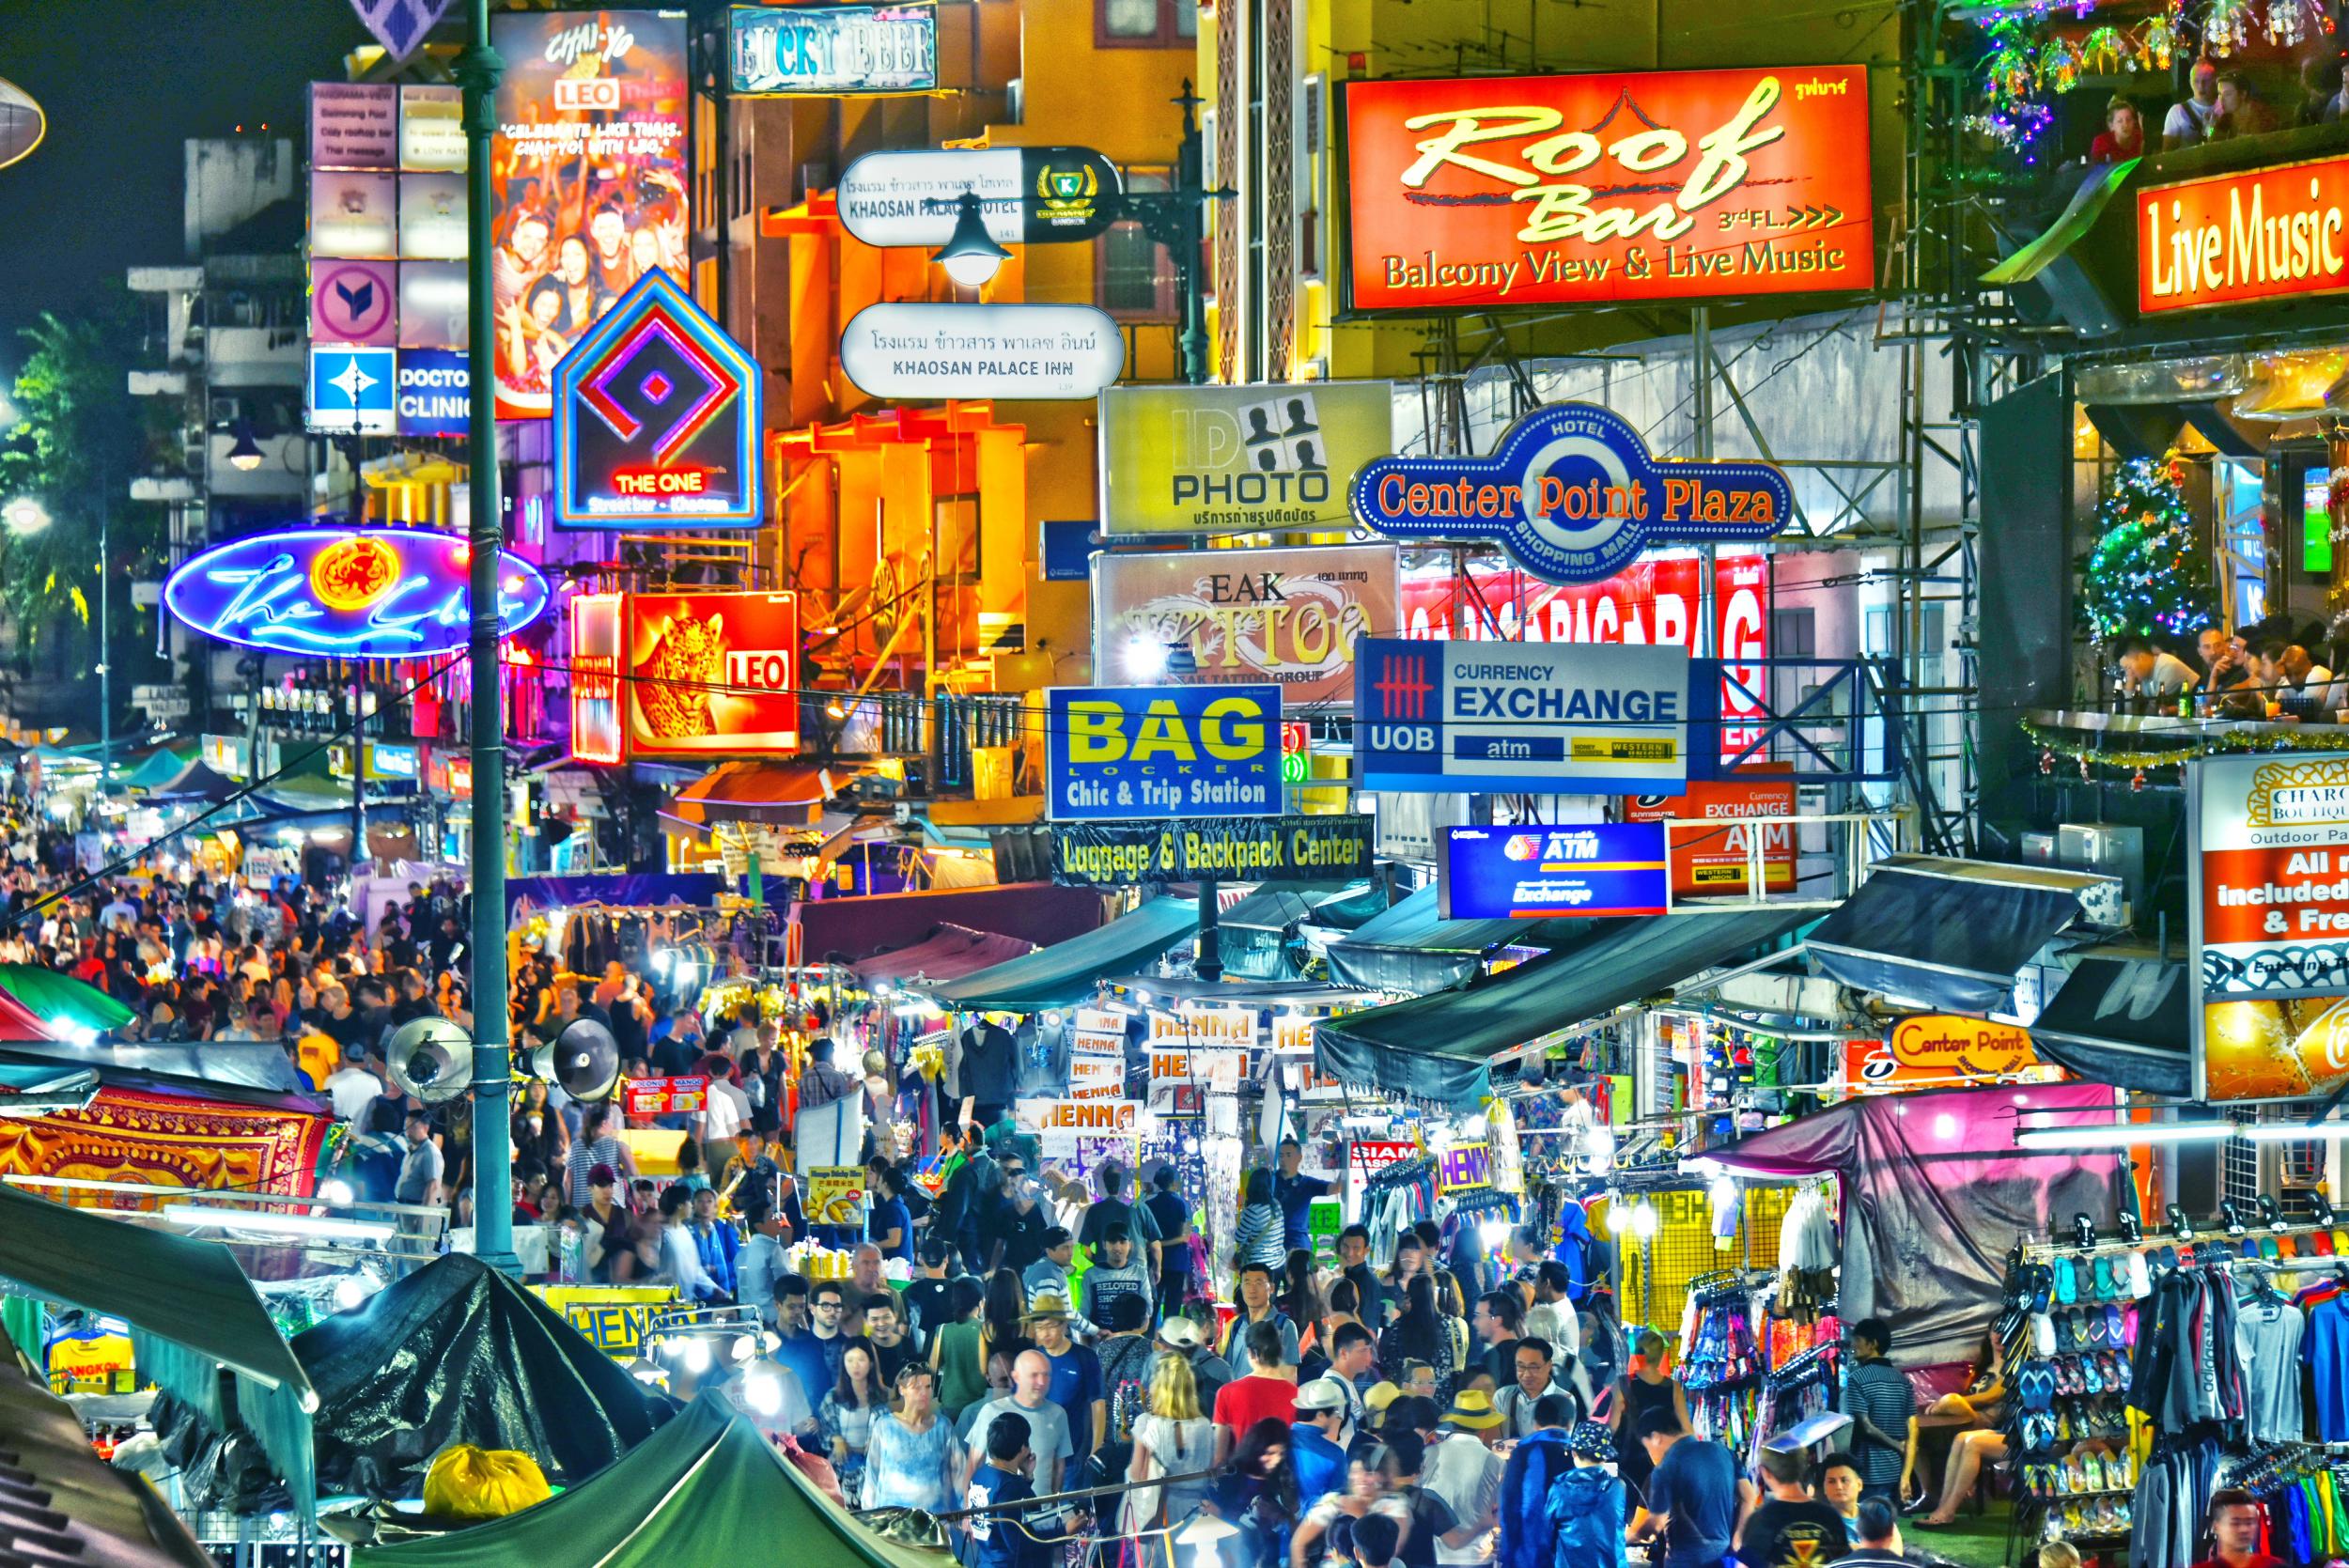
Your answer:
[1339,66,1875,311]
[1351,402,1792,584]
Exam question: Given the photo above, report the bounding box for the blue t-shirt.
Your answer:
[769,1329,830,1427]
[1647,1436,1741,1568]
[869,1194,914,1261]
[966,1464,1065,1568]
[1290,1421,1348,1506]
[1273,1171,1332,1252]
[1042,1342,1105,1458]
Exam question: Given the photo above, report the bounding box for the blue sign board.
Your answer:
[163,527,552,660]
[308,346,397,434]
[1351,402,1792,584]
[1356,637,1697,796]
[1441,823,1671,919]
[1046,684,1282,822]
[396,349,469,438]
[1041,520,1097,582]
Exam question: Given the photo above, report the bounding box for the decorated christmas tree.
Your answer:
[2079,455,2214,642]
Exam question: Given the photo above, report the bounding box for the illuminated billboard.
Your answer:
[1097,382,1393,536]
[1340,66,1875,311]
[1092,543,1397,709]
[163,528,552,660]
[625,591,801,757]
[2140,154,2349,314]
[490,9,691,419]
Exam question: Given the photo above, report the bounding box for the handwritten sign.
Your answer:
[1146,1047,1248,1110]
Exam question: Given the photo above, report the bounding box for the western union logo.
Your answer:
[1570,738,1678,762]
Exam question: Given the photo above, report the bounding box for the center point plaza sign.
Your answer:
[1353,403,1793,585]
[2192,752,2349,1101]
[2139,154,2349,314]
[1340,65,1875,311]
[838,303,1125,402]
[164,528,551,660]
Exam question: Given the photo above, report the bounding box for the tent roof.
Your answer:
[2030,956,2191,1097]
[0,1363,212,1567]
[353,1391,952,1568]
[0,1182,310,1403]
[1315,907,1811,1105]
[921,894,1198,1012]
[851,923,1036,985]
[293,1252,659,1492]
[0,961,137,1031]
[120,742,201,792]
[0,1036,309,1093]
[144,759,242,802]
[1322,884,1554,994]
[1805,858,2086,1015]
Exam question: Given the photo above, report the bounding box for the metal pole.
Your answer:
[1176,82,1208,385]
[459,0,516,1274]
[1196,877,1221,982]
[97,495,110,791]
[1692,306,1717,661]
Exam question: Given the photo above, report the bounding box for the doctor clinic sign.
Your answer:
[1340,66,1875,310]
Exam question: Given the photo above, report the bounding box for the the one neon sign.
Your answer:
[163,527,552,659]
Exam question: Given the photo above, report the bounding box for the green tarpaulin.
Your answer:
[354,1392,951,1568]
[1323,884,1556,994]
[921,893,1197,1012]
[1315,907,1813,1105]
[121,742,201,792]
[0,962,137,1031]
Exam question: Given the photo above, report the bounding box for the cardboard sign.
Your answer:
[807,1166,868,1227]
[1150,1007,1260,1050]
[1069,1051,1127,1101]
[1624,773,1797,895]
[1845,1017,2038,1090]
[1146,1047,1247,1110]
[623,1075,709,1117]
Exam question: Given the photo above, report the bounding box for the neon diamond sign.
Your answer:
[552,266,762,530]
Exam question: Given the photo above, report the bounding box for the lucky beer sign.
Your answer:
[1340,66,1875,310]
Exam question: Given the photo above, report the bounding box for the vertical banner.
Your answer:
[490,9,691,419]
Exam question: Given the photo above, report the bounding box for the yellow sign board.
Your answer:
[535,1283,677,1359]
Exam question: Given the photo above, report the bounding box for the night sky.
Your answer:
[0,0,364,348]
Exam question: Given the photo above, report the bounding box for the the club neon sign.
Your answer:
[164,527,552,659]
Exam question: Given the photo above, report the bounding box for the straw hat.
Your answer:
[1441,1389,1505,1431]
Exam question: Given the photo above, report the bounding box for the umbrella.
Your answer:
[0,964,135,1032]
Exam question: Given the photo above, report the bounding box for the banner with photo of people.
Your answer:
[490,9,691,419]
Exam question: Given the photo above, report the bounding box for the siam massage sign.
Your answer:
[2140,154,2349,313]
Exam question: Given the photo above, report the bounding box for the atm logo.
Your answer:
[1373,647,1435,720]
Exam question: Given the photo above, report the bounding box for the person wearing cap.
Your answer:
[1423,1389,1505,1565]
[1627,1406,1751,1568]
[1497,1394,1580,1568]
[1083,1224,1155,1329]
[1839,1318,1915,1506]
[1363,1380,1403,1428]
[1028,1293,1105,1463]
[1292,1374,1355,1506]
[579,1160,629,1281]
[1159,1315,1233,1409]
[1545,1420,1627,1568]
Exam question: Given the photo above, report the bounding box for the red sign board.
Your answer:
[570,592,625,765]
[1624,772,1797,895]
[1341,66,1875,311]
[624,590,801,758]
[2139,154,2349,314]
[1349,1140,1419,1182]
[1399,553,1770,760]
[1845,1017,2039,1090]
[623,1075,709,1117]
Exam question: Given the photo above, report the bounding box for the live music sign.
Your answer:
[2139,154,2349,314]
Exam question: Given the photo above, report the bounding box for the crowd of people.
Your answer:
[2108,617,2349,722]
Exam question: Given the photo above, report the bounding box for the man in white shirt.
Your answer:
[1419,1390,1506,1565]
[2259,640,2343,718]
[322,1056,385,1125]
[1494,1337,1580,1436]
[2164,58,2221,147]
[736,1200,790,1328]
[2116,636,2199,701]
[697,1057,747,1152]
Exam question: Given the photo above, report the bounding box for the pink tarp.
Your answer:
[851,924,1036,985]
[1712,1081,2124,1366]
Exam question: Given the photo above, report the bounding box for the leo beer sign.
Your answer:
[1846,1016,2039,1090]
[1340,65,1875,310]
[625,590,801,757]
[1623,773,1796,896]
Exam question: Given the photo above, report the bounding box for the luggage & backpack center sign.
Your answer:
[1351,402,1792,584]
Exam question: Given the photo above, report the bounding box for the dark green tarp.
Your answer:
[0,961,137,1031]
[1981,157,2137,285]
[1323,884,1550,994]
[1315,908,1812,1105]
[922,893,1197,1012]
[354,1390,951,1568]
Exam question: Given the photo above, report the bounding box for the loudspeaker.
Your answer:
[384,1017,473,1105]
[534,1017,620,1103]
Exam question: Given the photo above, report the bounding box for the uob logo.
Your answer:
[1351,402,1793,584]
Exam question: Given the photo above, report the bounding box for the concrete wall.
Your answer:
[182,139,292,259]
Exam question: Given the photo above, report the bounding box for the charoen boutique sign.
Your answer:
[2139,153,2349,314]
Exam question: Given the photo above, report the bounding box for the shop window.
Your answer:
[1097,169,1176,321]
[1097,0,1196,47]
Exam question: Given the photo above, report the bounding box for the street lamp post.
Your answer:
[459,0,516,1275]
[1128,82,1230,386]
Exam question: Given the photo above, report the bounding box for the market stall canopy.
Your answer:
[352,1389,951,1568]
[143,760,241,803]
[1316,908,1812,1106]
[851,923,1036,985]
[0,1362,211,1568]
[668,760,836,828]
[1219,880,1379,981]
[1101,975,1388,1011]
[292,1252,660,1494]
[0,978,57,1040]
[1323,884,1552,994]
[1980,156,2137,286]
[1805,857,2094,1015]
[120,742,200,792]
[0,1037,311,1094]
[1708,1082,2124,1368]
[920,893,1198,1013]
[797,883,1103,966]
[0,962,137,1032]
[2029,956,2190,1098]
